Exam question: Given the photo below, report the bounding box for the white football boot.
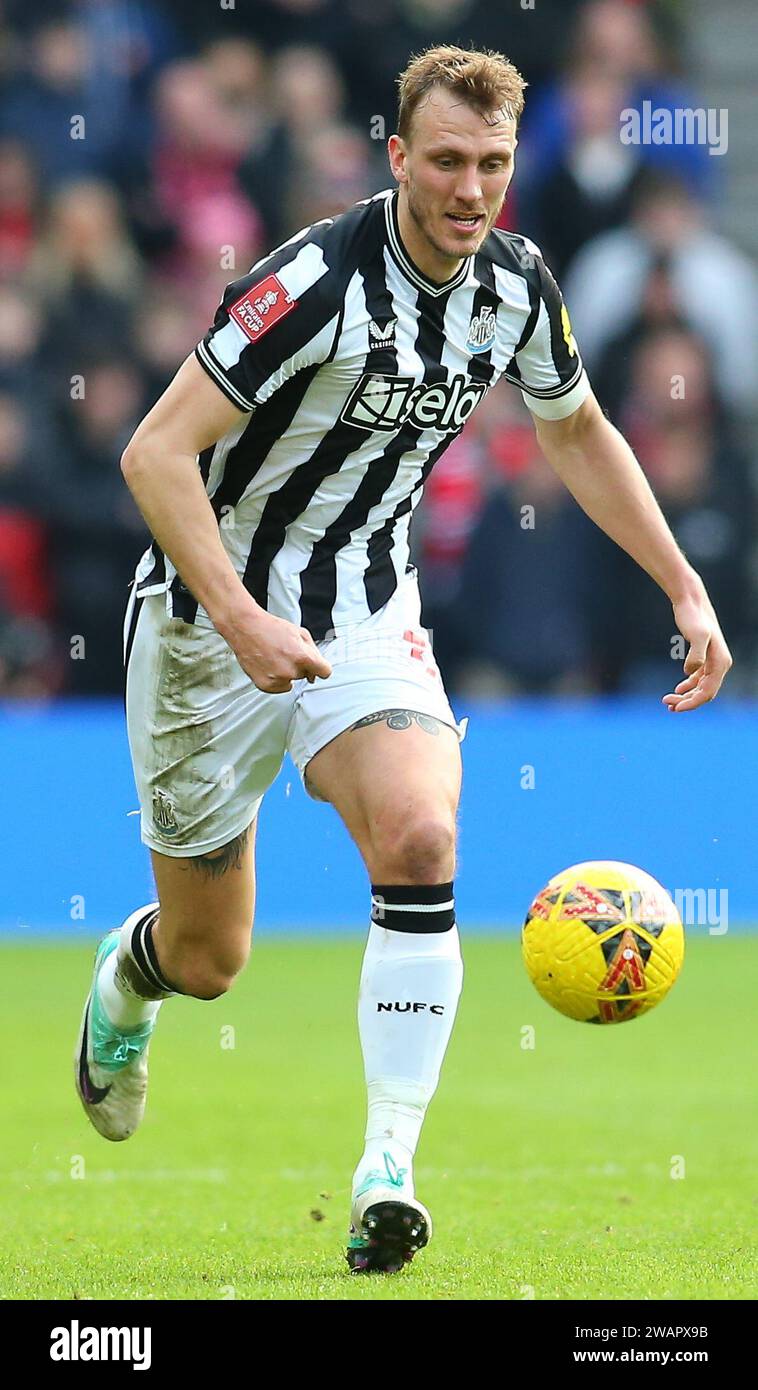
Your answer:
[74,930,155,1142]
[346,1150,432,1274]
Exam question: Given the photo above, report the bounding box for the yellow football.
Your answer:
[522,861,684,1024]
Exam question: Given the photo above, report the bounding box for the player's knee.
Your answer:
[183,974,229,1002]
[178,947,247,1000]
[371,814,456,883]
[161,927,251,1000]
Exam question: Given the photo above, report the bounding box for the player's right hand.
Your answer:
[662,585,732,712]
[227,609,332,693]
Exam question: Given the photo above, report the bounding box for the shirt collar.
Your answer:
[384,189,472,298]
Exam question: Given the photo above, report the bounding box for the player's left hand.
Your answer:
[663,587,732,712]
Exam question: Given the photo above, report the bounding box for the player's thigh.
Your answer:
[305,711,462,881]
[126,594,291,861]
[150,816,257,984]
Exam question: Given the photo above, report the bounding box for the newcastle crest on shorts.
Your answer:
[466,305,497,354]
[152,788,178,837]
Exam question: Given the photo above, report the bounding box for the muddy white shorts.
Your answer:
[123,571,466,857]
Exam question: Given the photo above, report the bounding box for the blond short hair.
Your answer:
[397,44,527,142]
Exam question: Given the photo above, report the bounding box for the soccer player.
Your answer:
[75,45,732,1274]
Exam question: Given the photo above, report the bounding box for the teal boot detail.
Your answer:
[353,1151,408,1202]
[90,932,154,1071]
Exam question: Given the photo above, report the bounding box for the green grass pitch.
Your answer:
[0,934,755,1301]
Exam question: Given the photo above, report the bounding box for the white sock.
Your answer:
[353,883,463,1196]
[97,904,168,1030]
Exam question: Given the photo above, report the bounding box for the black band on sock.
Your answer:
[370,882,455,933]
[142,914,178,994]
[129,909,178,996]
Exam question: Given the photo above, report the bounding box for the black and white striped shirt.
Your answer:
[134,188,590,639]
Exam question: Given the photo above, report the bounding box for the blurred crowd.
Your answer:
[0,0,756,699]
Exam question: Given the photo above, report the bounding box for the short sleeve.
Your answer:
[511,243,591,420]
[195,230,341,413]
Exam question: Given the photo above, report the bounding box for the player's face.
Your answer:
[389,86,517,279]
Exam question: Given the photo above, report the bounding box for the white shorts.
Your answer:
[124,572,466,857]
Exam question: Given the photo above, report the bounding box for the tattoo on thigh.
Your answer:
[190,825,251,879]
[350,708,441,735]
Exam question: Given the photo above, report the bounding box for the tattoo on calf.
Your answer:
[350,708,441,735]
[191,825,251,879]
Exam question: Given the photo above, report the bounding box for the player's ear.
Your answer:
[388,133,407,183]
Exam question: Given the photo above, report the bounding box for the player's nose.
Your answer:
[454,166,483,204]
